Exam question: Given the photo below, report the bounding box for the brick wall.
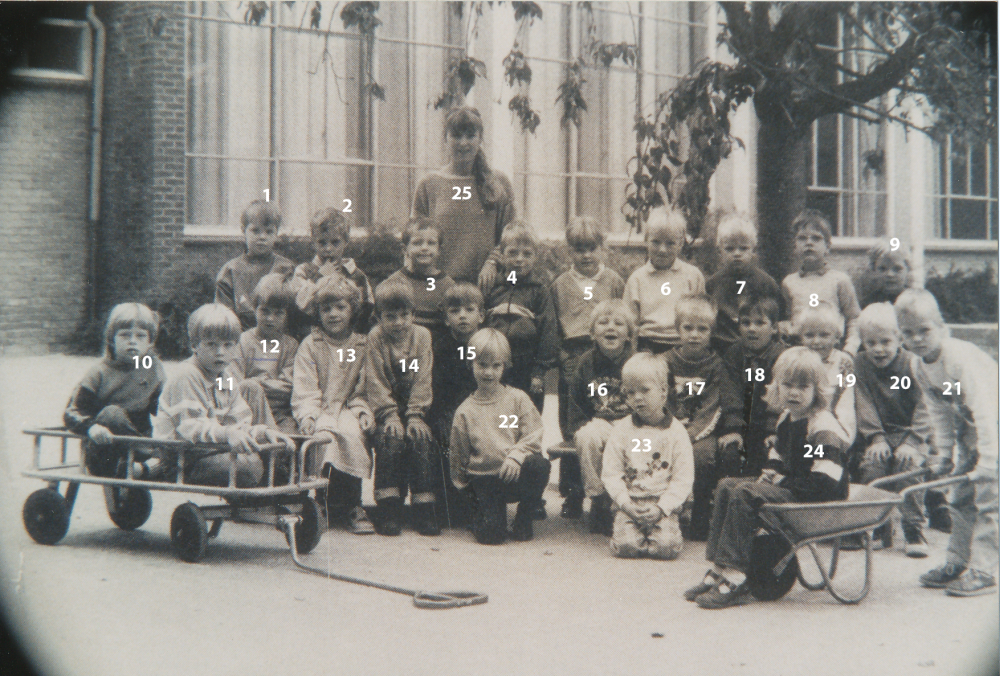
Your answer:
[0,82,90,353]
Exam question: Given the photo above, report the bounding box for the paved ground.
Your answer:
[0,355,997,676]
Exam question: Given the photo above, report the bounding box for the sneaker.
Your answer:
[414,503,441,537]
[684,570,721,602]
[560,492,584,519]
[945,569,998,597]
[902,525,928,558]
[348,506,375,535]
[928,506,952,533]
[374,499,402,536]
[919,562,966,589]
[695,577,753,609]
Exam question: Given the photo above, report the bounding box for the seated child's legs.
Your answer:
[504,454,552,509]
[404,433,438,506]
[645,512,683,560]
[187,451,264,488]
[83,405,144,477]
[576,418,614,498]
[947,477,999,573]
[374,431,405,504]
[324,467,363,517]
[557,339,591,440]
[610,511,646,558]
[689,436,718,539]
[468,476,508,545]
[741,426,769,477]
[706,478,792,571]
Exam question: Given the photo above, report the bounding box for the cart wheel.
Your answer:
[170,502,208,562]
[285,498,325,554]
[747,532,799,601]
[23,489,70,545]
[104,486,153,531]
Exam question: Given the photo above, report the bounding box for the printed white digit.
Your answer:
[889,237,900,251]
[342,199,352,213]
[746,368,765,382]
[426,277,436,291]
[890,376,911,390]
[337,348,356,362]
[452,186,462,200]
[263,188,269,202]
[736,280,746,295]
[409,359,419,372]
[400,359,419,372]
[216,377,233,391]
[686,381,706,395]
[660,282,671,295]
[809,293,819,307]
[462,186,472,200]
[942,381,960,396]
[631,439,652,453]
[583,286,593,300]
[499,415,518,428]
[837,373,856,387]
[260,339,279,354]
[642,439,651,452]
[589,383,608,396]
[142,355,152,369]
[631,439,642,452]
[509,415,518,428]
[458,346,476,360]
[507,271,517,284]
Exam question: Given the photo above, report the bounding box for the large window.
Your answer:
[930,137,997,241]
[12,4,92,82]
[185,1,710,239]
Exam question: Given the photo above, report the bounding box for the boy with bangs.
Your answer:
[154,304,294,488]
[625,208,705,354]
[292,274,375,534]
[600,352,694,559]
[229,274,300,434]
[566,299,636,534]
[65,303,167,478]
[216,200,295,331]
[384,217,456,344]
[450,329,549,545]
[664,295,743,540]
[853,302,931,556]
[366,280,439,536]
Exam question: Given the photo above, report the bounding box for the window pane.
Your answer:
[992,201,998,240]
[186,158,270,230]
[816,116,837,187]
[951,140,968,195]
[20,23,84,73]
[971,142,987,196]
[806,191,838,235]
[949,198,987,240]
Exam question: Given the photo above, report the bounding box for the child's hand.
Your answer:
[865,440,893,464]
[620,500,643,522]
[718,433,743,452]
[758,468,784,485]
[499,456,521,483]
[635,503,664,526]
[299,419,316,436]
[300,262,321,281]
[529,377,545,395]
[477,260,498,290]
[926,453,954,477]
[383,416,405,439]
[252,426,295,451]
[225,427,255,454]
[87,424,114,445]
[406,418,432,444]
[357,411,373,433]
[894,444,923,470]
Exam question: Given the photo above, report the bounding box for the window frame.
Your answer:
[10,18,92,83]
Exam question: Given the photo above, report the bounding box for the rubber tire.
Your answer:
[23,489,70,545]
[170,502,208,562]
[286,498,325,554]
[105,486,153,531]
[747,532,799,601]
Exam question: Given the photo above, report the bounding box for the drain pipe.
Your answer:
[85,4,105,330]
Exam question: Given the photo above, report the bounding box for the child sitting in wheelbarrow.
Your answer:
[684,347,851,609]
[153,304,294,487]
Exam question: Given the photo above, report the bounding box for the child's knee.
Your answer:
[610,513,644,557]
[647,515,683,559]
[92,405,138,434]
[520,453,551,479]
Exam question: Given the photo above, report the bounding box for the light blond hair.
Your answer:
[762,346,832,414]
[716,213,758,246]
[187,304,242,346]
[589,299,637,342]
[500,220,539,251]
[674,294,717,329]
[566,216,605,248]
[857,302,900,339]
[894,289,945,327]
[468,328,512,367]
[645,208,687,240]
[796,305,844,339]
[621,352,669,390]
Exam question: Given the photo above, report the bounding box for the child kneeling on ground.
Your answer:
[154,304,294,487]
[450,329,550,544]
[600,352,694,560]
[65,303,166,478]
[684,347,850,609]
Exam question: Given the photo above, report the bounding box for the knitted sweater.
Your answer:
[292,257,375,334]
[782,266,862,353]
[722,338,786,435]
[449,385,543,488]
[64,355,166,436]
[600,411,695,516]
[823,349,857,443]
[215,251,295,330]
[705,262,783,349]
[229,328,298,420]
[565,345,634,439]
[664,348,743,441]
[364,324,433,423]
[484,270,559,380]
[291,328,370,433]
[551,265,625,341]
[625,260,706,343]
[384,267,456,336]
[854,348,931,449]
[765,409,851,502]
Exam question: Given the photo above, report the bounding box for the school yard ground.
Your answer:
[0,355,997,676]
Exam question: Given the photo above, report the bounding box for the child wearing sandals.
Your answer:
[65,303,166,478]
[684,347,851,609]
[292,274,375,534]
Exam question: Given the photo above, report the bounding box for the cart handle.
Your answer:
[868,468,930,489]
[900,474,969,499]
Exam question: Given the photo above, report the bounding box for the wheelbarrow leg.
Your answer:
[810,532,872,604]
[64,482,79,518]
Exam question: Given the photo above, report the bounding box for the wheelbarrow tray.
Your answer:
[759,484,902,541]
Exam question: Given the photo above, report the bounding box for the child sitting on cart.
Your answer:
[65,303,167,478]
[153,304,294,487]
[684,347,851,609]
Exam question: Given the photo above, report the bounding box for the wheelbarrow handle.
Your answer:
[869,468,929,489]
[900,474,970,499]
[413,591,489,609]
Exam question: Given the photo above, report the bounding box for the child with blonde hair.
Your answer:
[797,305,856,443]
[860,242,913,308]
[626,208,705,353]
[450,329,549,544]
[600,352,694,559]
[65,303,166,478]
[684,347,851,609]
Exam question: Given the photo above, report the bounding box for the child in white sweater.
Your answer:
[450,329,550,544]
[601,352,694,559]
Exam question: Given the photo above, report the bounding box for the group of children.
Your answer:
[64,199,998,608]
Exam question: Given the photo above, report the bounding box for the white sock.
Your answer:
[724,570,747,586]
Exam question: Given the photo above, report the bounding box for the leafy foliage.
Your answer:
[509,94,541,134]
[435,56,488,110]
[340,2,382,35]
[244,1,268,26]
[309,2,322,30]
[511,2,543,23]
[556,59,587,128]
[503,50,532,87]
[589,41,637,68]
[924,265,999,324]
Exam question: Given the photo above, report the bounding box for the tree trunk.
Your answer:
[755,120,809,281]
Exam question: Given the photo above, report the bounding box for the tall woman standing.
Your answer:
[413,107,516,286]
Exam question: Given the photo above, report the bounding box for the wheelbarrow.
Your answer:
[747,470,969,604]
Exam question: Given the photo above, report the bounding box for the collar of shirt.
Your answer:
[311,256,358,274]
[567,264,605,284]
[797,261,829,277]
[643,259,682,275]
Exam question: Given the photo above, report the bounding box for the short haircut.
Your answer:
[104,303,159,360]
[468,328,511,367]
[796,305,844,338]
[566,216,605,248]
[716,213,758,246]
[500,220,539,251]
[791,209,833,245]
[252,273,295,310]
[674,294,717,328]
[738,296,781,325]
[589,299,636,341]
[374,279,415,314]
[187,304,242,346]
[401,217,442,247]
[867,242,912,271]
[894,289,945,327]
[857,302,900,339]
[310,207,349,241]
[645,208,687,240]
[763,346,832,414]
[444,282,484,311]
[310,273,362,318]
[621,352,669,390]
[241,200,282,232]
